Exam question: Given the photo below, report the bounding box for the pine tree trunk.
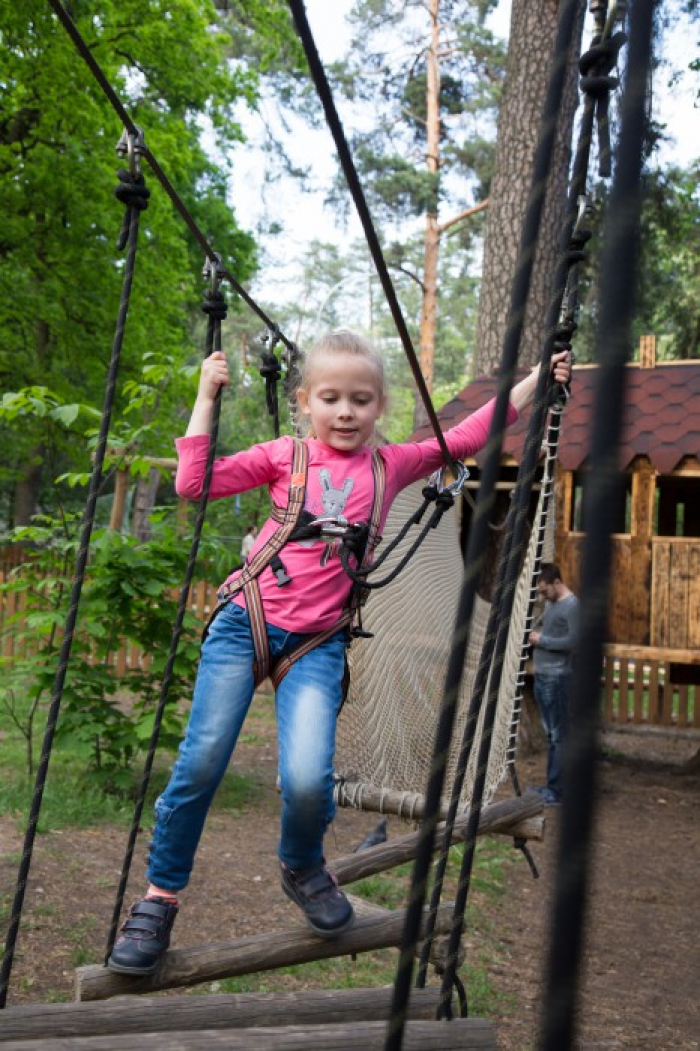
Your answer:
[414,0,441,431]
[474,0,585,374]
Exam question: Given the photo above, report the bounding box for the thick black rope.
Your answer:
[0,165,146,1009]
[45,0,296,355]
[286,0,459,477]
[383,0,587,1044]
[104,278,228,961]
[540,2,654,1045]
[413,2,625,1009]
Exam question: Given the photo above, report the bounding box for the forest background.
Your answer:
[0,0,698,783]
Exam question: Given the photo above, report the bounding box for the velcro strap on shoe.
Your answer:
[297,868,336,898]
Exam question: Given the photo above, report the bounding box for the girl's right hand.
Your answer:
[199,351,230,400]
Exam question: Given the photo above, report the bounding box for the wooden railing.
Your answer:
[602,645,699,732]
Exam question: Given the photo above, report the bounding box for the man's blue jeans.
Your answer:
[533,672,571,801]
[147,602,347,891]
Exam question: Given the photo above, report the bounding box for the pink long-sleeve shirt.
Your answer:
[175,397,517,634]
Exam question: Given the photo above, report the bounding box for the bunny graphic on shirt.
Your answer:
[300,468,355,566]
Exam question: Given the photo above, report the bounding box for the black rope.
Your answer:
[339,486,455,590]
[45,0,297,354]
[286,0,459,477]
[105,270,228,961]
[0,154,147,1009]
[383,0,587,1044]
[413,0,626,1009]
[540,1,654,1045]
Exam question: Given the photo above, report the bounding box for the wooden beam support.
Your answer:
[604,644,700,666]
[76,904,456,1002]
[332,792,544,891]
[0,1018,496,1050]
[0,987,444,1042]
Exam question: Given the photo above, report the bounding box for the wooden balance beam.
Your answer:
[76,903,456,1002]
[0,986,451,1042]
[0,1018,496,1050]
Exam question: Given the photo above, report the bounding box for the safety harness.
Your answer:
[210,438,386,689]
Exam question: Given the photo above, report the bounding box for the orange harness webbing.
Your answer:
[211,439,386,688]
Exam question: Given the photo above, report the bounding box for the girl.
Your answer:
[108,329,571,974]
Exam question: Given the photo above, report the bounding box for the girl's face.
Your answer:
[296,351,386,452]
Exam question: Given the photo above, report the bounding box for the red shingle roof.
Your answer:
[412,362,700,474]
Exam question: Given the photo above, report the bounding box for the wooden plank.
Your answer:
[604,656,616,723]
[609,541,631,644]
[661,664,674,726]
[0,987,444,1041]
[647,661,660,724]
[689,547,700,650]
[0,1018,496,1051]
[676,685,690,729]
[650,541,671,648]
[694,686,700,730]
[668,545,690,650]
[76,904,457,1002]
[633,660,645,724]
[604,644,700,666]
[617,659,629,724]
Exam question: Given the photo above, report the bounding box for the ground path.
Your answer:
[0,722,697,1049]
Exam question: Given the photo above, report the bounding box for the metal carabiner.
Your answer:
[428,460,470,497]
[116,125,145,177]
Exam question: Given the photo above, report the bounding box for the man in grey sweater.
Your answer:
[529,563,579,805]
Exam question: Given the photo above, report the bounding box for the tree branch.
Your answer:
[437,198,489,235]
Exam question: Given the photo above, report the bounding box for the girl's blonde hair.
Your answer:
[298,329,386,397]
[294,329,386,440]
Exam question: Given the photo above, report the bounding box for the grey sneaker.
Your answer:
[280,861,354,938]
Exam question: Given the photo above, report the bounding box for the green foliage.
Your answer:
[0,516,201,788]
[574,162,699,362]
[0,0,306,529]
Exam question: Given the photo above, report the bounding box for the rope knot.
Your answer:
[259,351,282,382]
[114,169,150,210]
[201,288,228,321]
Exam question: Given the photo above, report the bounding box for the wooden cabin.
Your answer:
[414,339,700,732]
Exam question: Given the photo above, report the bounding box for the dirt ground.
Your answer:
[1,712,698,1050]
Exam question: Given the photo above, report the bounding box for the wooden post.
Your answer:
[109,469,129,532]
[629,457,655,645]
[639,334,657,368]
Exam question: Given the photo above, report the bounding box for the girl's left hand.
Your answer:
[551,350,572,385]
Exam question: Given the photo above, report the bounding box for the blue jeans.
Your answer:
[147,602,347,891]
[533,672,571,801]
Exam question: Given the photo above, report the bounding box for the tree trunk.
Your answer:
[131,468,160,541]
[12,315,51,526]
[414,0,441,431]
[474,0,585,374]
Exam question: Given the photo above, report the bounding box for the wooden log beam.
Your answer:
[335,782,543,841]
[331,793,544,887]
[0,1018,496,1050]
[76,904,455,1002]
[0,987,443,1042]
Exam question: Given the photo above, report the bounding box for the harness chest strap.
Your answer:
[212,439,386,688]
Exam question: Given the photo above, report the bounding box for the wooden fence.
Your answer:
[2,560,696,733]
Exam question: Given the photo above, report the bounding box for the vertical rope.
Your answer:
[384,1,586,1044]
[104,274,227,961]
[0,164,145,1009]
[540,1,655,1045]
